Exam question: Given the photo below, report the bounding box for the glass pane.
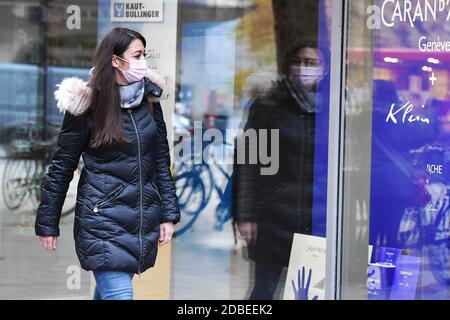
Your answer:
[342,0,450,300]
[0,0,97,299]
[172,0,335,300]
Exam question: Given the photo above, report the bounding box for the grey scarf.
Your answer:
[282,75,322,113]
[119,79,145,109]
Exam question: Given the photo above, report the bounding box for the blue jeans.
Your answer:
[92,271,135,300]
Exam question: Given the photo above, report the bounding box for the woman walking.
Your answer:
[35,27,181,300]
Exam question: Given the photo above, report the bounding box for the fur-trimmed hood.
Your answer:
[243,70,326,113]
[243,70,279,100]
[54,68,165,116]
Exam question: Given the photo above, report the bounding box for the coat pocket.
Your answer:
[92,184,126,213]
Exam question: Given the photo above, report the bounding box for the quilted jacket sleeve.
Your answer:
[35,111,89,236]
[232,100,268,223]
[152,102,181,224]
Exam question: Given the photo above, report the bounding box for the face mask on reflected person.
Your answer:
[114,55,148,83]
[290,66,324,88]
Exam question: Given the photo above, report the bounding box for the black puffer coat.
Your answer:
[35,76,181,274]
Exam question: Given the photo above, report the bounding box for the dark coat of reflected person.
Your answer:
[232,39,329,300]
[34,27,180,300]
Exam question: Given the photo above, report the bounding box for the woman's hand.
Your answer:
[159,222,174,246]
[38,236,58,251]
[237,222,258,244]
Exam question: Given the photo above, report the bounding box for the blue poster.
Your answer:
[369,0,450,300]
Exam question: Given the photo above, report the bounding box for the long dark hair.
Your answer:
[88,27,147,149]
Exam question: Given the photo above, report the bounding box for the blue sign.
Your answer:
[369,0,450,300]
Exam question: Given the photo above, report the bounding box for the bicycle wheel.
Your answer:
[32,157,84,217]
[2,158,35,211]
[174,160,214,237]
[207,141,234,231]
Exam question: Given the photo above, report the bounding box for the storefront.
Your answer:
[0,0,448,300]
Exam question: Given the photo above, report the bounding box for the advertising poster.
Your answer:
[368,0,450,299]
[284,234,326,300]
[284,235,374,301]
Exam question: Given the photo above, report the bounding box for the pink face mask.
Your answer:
[290,66,324,88]
[114,55,147,83]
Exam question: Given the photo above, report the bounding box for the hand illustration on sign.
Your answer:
[292,266,319,300]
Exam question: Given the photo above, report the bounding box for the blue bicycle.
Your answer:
[173,137,233,237]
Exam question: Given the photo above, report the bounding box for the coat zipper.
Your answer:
[93,184,125,213]
[128,109,144,277]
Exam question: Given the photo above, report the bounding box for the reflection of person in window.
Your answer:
[232,39,329,300]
